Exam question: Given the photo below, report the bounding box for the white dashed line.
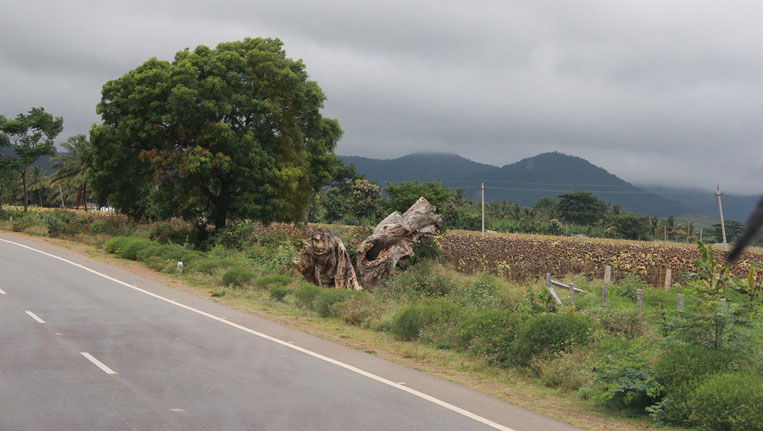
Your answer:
[0,288,6,294]
[25,310,45,323]
[80,352,118,375]
[0,237,515,431]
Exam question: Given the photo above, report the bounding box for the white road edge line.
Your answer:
[81,352,118,375]
[25,310,45,323]
[0,238,515,431]
[0,288,6,294]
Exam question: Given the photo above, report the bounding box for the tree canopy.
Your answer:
[0,108,63,211]
[90,38,342,228]
[557,190,607,225]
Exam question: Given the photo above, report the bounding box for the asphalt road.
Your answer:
[0,233,579,431]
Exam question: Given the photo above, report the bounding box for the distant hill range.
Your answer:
[339,152,759,222]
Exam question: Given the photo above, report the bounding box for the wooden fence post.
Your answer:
[677,293,684,312]
[602,285,608,308]
[636,289,643,315]
[664,269,672,289]
[604,265,612,284]
[569,283,575,307]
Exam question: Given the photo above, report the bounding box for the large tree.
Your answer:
[90,38,342,229]
[557,190,607,226]
[51,134,92,210]
[0,108,63,212]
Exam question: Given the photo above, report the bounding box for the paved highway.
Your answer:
[0,234,578,431]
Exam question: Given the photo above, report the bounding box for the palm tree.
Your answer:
[50,134,92,210]
[27,165,49,207]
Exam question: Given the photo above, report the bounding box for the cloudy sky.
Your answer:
[2,1,761,194]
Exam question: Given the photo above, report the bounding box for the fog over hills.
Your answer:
[340,152,758,221]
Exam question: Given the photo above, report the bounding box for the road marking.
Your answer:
[0,238,515,431]
[170,409,185,413]
[0,288,6,294]
[25,310,45,323]
[80,352,118,375]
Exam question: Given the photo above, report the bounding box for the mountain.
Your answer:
[339,152,697,217]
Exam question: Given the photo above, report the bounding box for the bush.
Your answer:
[221,266,256,287]
[255,274,293,290]
[213,224,256,250]
[295,284,323,309]
[149,218,200,246]
[105,236,153,260]
[391,263,455,297]
[391,298,462,341]
[270,287,290,302]
[613,272,647,301]
[689,373,763,431]
[531,347,593,392]
[591,337,662,411]
[42,210,80,237]
[593,311,647,339]
[335,291,380,325]
[649,345,735,426]
[511,312,593,365]
[526,288,558,313]
[314,289,354,318]
[453,273,499,308]
[457,309,520,366]
[410,236,442,263]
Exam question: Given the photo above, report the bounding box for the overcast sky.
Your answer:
[2,1,761,194]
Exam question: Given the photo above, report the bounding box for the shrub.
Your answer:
[526,288,558,313]
[213,224,256,250]
[295,284,323,309]
[149,218,200,246]
[689,373,763,431]
[255,274,293,290]
[511,312,593,365]
[649,345,735,426]
[593,311,647,339]
[314,289,354,318]
[613,272,647,301]
[410,236,442,263]
[531,347,593,392]
[335,291,380,325]
[391,298,462,341]
[392,263,455,297]
[221,266,256,287]
[42,210,80,237]
[591,337,662,411]
[457,309,520,366]
[270,287,290,302]
[453,273,500,308]
[105,236,153,260]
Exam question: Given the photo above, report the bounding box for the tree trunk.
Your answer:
[355,197,442,286]
[21,170,28,212]
[293,228,362,290]
[83,182,88,212]
[75,184,82,210]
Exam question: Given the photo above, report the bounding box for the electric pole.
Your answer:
[716,185,727,250]
[481,182,485,237]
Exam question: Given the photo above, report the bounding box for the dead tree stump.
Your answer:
[293,228,362,290]
[355,196,442,286]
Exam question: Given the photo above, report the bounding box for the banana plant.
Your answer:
[732,265,762,316]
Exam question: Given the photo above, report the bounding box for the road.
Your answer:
[0,234,579,431]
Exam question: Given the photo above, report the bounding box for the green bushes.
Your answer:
[314,290,354,318]
[590,338,662,411]
[270,287,290,302]
[105,236,153,260]
[149,218,200,246]
[649,345,735,426]
[221,267,256,287]
[510,312,594,365]
[391,298,462,340]
[295,284,323,309]
[690,373,763,431]
[457,309,519,366]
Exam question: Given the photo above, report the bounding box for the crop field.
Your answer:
[438,230,763,286]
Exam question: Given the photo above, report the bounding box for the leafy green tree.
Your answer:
[318,178,382,224]
[557,190,607,226]
[384,180,454,213]
[51,134,92,210]
[0,108,63,212]
[90,38,342,229]
[611,213,651,240]
[533,197,558,219]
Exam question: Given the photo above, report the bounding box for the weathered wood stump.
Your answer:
[356,196,442,286]
[293,228,362,290]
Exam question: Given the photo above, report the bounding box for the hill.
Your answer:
[340,152,708,218]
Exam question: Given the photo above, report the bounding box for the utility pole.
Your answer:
[481,182,485,237]
[700,227,703,243]
[716,185,727,250]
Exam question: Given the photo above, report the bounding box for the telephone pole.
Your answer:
[481,182,485,237]
[716,185,727,250]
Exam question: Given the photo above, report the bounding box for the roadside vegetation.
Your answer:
[2,206,761,431]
